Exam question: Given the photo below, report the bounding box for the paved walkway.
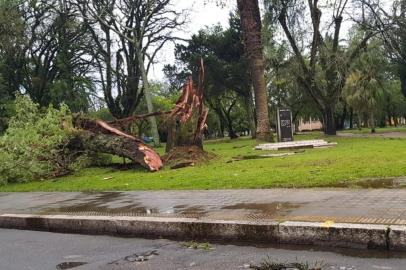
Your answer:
[1,189,406,225]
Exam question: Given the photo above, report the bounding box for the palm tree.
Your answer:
[236,0,273,141]
[345,72,383,133]
[344,42,386,133]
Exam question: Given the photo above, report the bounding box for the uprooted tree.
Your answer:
[71,60,209,172]
[0,61,208,185]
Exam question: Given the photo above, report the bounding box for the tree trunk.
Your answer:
[323,107,336,135]
[357,113,362,130]
[370,112,376,133]
[224,113,238,139]
[363,113,368,128]
[164,61,208,152]
[244,93,257,139]
[218,117,225,138]
[72,131,162,171]
[338,104,347,130]
[227,124,238,139]
[165,118,176,153]
[136,45,160,147]
[166,114,203,151]
[349,108,354,129]
[214,108,226,138]
[72,116,163,171]
[399,52,406,99]
[237,0,272,142]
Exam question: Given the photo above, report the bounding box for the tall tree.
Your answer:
[361,0,406,99]
[165,15,257,139]
[343,40,387,133]
[382,80,406,126]
[0,0,96,111]
[236,0,273,141]
[0,0,25,132]
[78,0,185,146]
[267,0,374,135]
[268,56,320,126]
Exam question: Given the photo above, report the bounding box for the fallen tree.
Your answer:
[0,62,208,185]
[72,60,209,172]
[71,117,163,171]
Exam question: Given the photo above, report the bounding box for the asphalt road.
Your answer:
[1,229,406,270]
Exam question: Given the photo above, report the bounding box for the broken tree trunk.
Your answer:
[165,59,208,152]
[69,59,208,172]
[72,117,163,171]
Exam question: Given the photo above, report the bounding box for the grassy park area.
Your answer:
[339,127,406,134]
[2,0,406,195]
[2,130,406,192]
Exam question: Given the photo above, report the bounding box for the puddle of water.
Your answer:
[40,192,159,215]
[172,205,208,217]
[56,262,87,269]
[221,202,302,216]
[335,177,406,188]
[40,192,213,217]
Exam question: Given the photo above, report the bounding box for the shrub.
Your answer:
[0,95,111,184]
[0,95,73,184]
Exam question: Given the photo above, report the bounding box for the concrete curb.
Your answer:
[0,213,404,250]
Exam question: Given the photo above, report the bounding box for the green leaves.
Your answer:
[343,39,388,115]
[0,95,73,184]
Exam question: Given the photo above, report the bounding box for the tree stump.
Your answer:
[165,59,208,152]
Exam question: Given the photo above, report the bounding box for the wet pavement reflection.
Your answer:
[2,189,406,225]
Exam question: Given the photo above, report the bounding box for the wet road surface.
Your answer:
[2,189,406,225]
[1,229,406,270]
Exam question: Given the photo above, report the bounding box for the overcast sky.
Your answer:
[148,0,393,82]
[149,1,235,81]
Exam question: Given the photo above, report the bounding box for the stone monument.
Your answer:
[277,108,293,142]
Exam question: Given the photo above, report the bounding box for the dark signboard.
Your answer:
[277,108,293,142]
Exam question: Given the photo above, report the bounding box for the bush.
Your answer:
[0,95,111,184]
[0,95,73,184]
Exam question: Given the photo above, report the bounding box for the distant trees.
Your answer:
[361,0,406,98]
[0,0,24,132]
[2,0,406,141]
[0,0,95,111]
[268,56,319,126]
[0,0,185,145]
[0,0,97,132]
[266,0,375,135]
[338,31,406,132]
[77,0,185,146]
[21,0,94,110]
[165,14,256,139]
[382,80,406,126]
[343,40,387,133]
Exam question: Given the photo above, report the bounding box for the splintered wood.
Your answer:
[73,60,208,172]
[167,59,208,146]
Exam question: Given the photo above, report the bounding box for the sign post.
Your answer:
[277,108,294,142]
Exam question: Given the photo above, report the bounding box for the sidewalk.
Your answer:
[1,189,406,250]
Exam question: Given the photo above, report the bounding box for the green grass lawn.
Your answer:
[2,132,406,192]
